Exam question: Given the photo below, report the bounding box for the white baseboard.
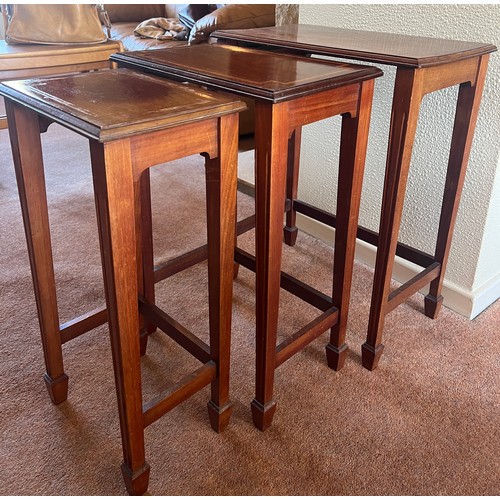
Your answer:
[295,212,500,319]
[469,272,500,319]
[235,164,499,319]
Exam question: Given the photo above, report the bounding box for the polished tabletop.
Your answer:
[212,24,497,68]
[111,44,382,102]
[0,68,245,141]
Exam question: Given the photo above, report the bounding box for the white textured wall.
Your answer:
[298,4,500,311]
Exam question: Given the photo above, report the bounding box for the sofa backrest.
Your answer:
[103,5,168,23]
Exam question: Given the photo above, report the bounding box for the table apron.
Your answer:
[421,55,486,96]
[287,83,360,131]
[129,118,219,177]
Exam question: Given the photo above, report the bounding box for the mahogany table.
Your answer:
[213,25,497,369]
[112,44,382,430]
[1,68,244,494]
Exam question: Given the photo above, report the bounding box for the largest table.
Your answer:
[214,25,497,369]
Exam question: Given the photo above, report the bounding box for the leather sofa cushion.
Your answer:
[104,4,190,23]
[189,4,275,44]
[178,5,218,31]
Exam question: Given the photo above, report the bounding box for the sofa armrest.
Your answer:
[189,4,275,44]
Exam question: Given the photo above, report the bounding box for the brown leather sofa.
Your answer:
[104,4,276,50]
[103,4,276,135]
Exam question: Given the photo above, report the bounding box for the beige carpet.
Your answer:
[0,124,498,496]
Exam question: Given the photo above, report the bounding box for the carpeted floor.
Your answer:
[0,124,498,496]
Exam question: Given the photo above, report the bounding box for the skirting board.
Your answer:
[235,153,499,319]
[295,212,500,320]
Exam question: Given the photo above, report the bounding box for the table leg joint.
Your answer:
[139,298,211,364]
[386,262,441,314]
[276,307,339,367]
[235,248,333,311]
[142,361,216,428]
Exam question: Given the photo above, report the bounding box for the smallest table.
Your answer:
[1,68,244,494]
[113,44,382,430]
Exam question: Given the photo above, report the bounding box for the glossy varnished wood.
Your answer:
[0,39,123,129]
[113,44,381,430]
[326,78,375,370]
[213,25,496,68]
[284,128,301,246]
[5,102,68,404]
[424,56,490,317]
[1,72,244,494]
[214,25,497,370]
[362,65,426,369]
[111,44,381,102]
[90,136,149,494]
[0,68,243,142]
[252,81,376,427]
[363,55,491,369]
[203,112,239,431]
[136,169,155,355]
